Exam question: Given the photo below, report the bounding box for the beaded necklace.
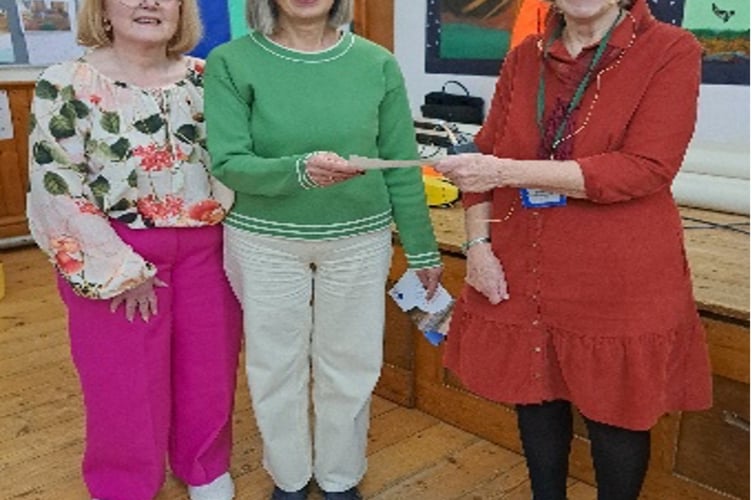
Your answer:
[493,10,637,223]
[536,8,625,158]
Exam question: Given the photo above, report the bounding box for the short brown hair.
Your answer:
[246,0,353,35]
[77,0,203,57]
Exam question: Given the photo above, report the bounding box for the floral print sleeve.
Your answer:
[27,62,157,299]
[27,57,231,299]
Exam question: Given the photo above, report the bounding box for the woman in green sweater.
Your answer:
[204,1,442,499]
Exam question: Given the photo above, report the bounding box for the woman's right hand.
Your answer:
[110,276,167,322]
[435,153,509,193]
[305,152,364,187]
[465,243,509,304]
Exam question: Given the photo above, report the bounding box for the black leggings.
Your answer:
[516,400,650,500]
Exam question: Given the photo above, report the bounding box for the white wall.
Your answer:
[394,0,750,147]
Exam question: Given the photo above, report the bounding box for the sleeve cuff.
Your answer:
[296,152,322,190]
[405,250,442,269]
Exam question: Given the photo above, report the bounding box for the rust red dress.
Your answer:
[443,0,713,431]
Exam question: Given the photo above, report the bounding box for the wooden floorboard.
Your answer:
[0,246,597,499]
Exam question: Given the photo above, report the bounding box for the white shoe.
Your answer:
[188,472,235,500]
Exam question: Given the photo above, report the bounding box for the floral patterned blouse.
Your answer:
[27,56,233,299]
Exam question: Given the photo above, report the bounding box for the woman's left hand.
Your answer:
[415,265,443,301]
[435,153,511,193]
[110,276,168,323]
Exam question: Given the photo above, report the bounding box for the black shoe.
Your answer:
[271,485,308,500]
[323,487,363,500]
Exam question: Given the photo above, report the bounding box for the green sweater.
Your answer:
[204,31,440,269]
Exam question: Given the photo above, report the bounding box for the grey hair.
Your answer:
[246,0,354,35]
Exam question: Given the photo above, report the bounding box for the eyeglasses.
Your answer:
[114,0,181,8]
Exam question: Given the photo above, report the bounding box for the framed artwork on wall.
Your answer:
[425,0,520,76]
[649,0,749,85]
[0,0,83,66]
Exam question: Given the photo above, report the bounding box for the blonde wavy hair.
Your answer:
[77,0,202,57]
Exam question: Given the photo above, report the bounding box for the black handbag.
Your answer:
[420,80,485,125]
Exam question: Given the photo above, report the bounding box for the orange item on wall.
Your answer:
[510,0,550,48]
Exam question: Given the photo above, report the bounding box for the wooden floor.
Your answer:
[0,246,597,500]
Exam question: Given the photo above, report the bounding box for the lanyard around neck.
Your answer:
[537,9,623,154]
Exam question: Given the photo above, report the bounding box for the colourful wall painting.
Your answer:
[425,0,520,76]
[652,0,749,85]
[191,0,247,59]
[426,0,750,85]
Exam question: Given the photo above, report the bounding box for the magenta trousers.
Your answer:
[58,223,242,500]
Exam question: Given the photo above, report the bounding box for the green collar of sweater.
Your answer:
[248,30,356,64]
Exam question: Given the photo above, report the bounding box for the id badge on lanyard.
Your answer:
[520,188,566,208]
[526,10,621,211]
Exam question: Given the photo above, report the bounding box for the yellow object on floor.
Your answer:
[0,262,5,300]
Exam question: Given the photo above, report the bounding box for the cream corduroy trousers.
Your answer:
[224,226,392,492]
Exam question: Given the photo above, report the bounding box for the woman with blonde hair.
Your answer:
[27,1,241,498]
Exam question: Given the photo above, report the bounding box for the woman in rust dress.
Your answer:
[435,0,712,499]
